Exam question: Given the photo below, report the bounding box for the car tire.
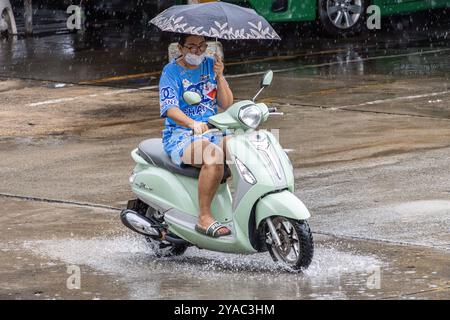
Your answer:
[318,0,370,37]
[0,0,17,36]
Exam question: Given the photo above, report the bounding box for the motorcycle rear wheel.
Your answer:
[145,236,188,258]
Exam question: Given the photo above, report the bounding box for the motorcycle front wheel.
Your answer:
[266,217,314,270]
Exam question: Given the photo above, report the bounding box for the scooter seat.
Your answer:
[137,138,231,182]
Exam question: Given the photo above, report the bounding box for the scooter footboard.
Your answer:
[255,190,311,227]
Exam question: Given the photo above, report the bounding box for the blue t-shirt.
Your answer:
[159,56,218,147]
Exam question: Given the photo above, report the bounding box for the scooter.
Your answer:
[121,70,314,270]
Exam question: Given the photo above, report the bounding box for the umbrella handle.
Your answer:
[214,37,218,80]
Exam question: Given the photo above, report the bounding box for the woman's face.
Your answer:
[178,35,208,57]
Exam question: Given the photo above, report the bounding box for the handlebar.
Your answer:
[190,107,280,135]
[190,122,222,136]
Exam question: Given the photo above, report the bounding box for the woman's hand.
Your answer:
[189,121,209,135]
[214,53,233,109]
[213,53,224,79]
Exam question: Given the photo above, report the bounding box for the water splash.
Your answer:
[23,233,384,299]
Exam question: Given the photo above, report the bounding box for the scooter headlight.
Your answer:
[235,157,256,185]
[238,105,262,129]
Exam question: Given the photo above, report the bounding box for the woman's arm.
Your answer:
[166,108,209,135]
[214,54,234,110]
[159,72,208,135]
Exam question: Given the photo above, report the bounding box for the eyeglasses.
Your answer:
[182,43,208,53]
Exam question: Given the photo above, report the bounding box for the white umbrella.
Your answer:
[150,1,281,41]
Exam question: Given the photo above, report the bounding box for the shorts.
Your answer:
[163,129,225,167]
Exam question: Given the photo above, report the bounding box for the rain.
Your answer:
[0,0,449,302]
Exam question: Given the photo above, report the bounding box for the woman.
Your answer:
[159,34,234,238]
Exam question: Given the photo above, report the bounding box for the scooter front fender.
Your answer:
[255,190,311,227]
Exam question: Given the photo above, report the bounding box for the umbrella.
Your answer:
[150,1,281,41]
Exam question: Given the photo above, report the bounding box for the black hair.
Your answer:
[178,34,208,46]
[178,34,190,46]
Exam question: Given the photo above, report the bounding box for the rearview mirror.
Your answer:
[261,70,273,88]
[253,70,273,101]
[183,91,202,105]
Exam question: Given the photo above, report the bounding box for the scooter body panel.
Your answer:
[164,207,257,253]
[130,152,257,253]
[255,190,311,227]
[131,163,198,215]
[226,129,296,237]
[131,168,234,218]
[131,149,234,218]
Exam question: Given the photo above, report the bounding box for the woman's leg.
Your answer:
[219,135,231,164]
[181,139,230,236]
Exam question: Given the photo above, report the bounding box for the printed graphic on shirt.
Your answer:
[182,79,218,117]
[183,79,217,103]
[161,86,176,101]
[184,105,210,117]
[160,86,178,110]
[203,81,217,100]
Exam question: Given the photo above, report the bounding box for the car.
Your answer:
[176,0,450,37]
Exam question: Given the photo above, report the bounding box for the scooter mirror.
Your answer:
[261,70,273,88]
[183,91,202,105]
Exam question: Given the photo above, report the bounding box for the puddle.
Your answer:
[23,234,384,299]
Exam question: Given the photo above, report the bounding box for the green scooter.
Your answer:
[121,70,314,270]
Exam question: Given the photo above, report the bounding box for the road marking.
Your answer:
[314,230,450,251]
[381,285,450,300]
[29,97,79,106]
[76,48,350,85]
[271,100,450,121]
[79,71,161,85]
[27,47,450,107]
[28,86,159,107]
[0,193,121,212]
[337,90,450,109]
[76,46,450,85]
[227,47,450,79]
[223,48,351,66]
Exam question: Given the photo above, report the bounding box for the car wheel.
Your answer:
[1,6,17,37]
[318,0,369,37]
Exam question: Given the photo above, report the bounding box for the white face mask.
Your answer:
[184,52,206,66]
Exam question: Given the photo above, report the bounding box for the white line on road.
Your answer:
[28,86,159,107]
[226,47,450,79]
[337,90,450,109]
[29,97,79,106]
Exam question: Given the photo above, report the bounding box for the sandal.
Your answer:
[195,220,231,238]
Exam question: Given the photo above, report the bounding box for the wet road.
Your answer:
[0,11,450,299]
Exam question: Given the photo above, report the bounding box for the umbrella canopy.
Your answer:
[150,1,281,40]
